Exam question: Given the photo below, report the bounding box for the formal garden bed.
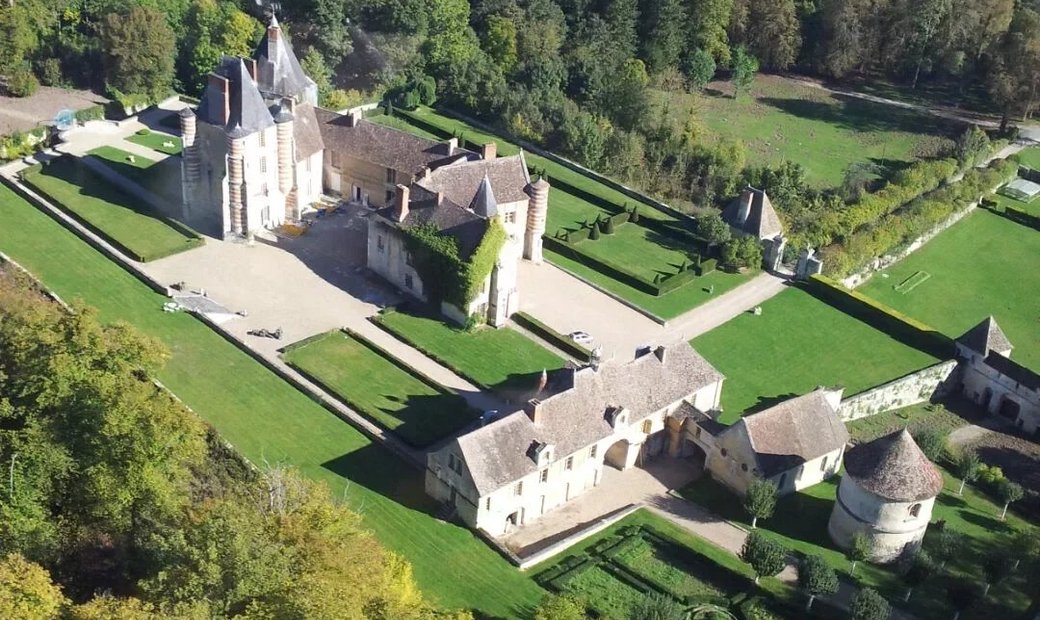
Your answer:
[126,128,182,155]
[19,156,201,262]
[282,329,478,447]
[690,287,940,421]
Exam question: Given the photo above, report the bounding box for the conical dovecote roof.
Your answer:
[469,173,498,218]
[957,316,1013,356]
[843,429,943,502]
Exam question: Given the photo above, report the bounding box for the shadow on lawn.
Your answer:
[758,95,961,141]
[320,443,436,514]
[374,391,480,449]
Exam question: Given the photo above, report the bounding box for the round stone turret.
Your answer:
[524,176,549,263]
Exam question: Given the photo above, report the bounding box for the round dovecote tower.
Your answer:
[524,176,549,263]
[828,429,943,563]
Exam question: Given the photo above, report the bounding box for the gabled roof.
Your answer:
[196,56,274,137]
[957,316,1013,356]
[453,345,724,496]
[722,389,848,478]
[314,107,459,175]
[419,154,531,208]
[375,187,490,258]
[252,15,317,103]
[722,187,783,240]
[984,352,1040,391]
[468,174,498,218]
[844,429,943,502]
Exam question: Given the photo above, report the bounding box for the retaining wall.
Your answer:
[838,359,960,421]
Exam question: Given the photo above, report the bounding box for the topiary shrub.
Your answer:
[630,206,641,223]
[136,128,151,136]
[588,222,601,240]
[600,216,614,234]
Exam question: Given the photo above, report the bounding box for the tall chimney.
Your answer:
[348,109,362,126]
[481,142,497,160]
[654,345,668,363]
[525,398,545,425]
[395,184,410,222]
[446,137,458,155]
[208,74,230,125]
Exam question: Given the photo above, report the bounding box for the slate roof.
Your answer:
[984,352,1040,391]
[419,155,531,208]
[454,345,724,496]
[291,103,325,160]
[468,174,498,218]
[957,316,1013,356]
[197,56,274,137]
[252,15,316,102]
[724,389,848,478]
[722,187,783,240]
[314,107,458,175]
[844,429,943,502]
[375,187,490,257]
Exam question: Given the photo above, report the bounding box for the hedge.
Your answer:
[986,204,1040,231]
[74,105,105,122]
[802,275,954,358]
[698,257,718,276]
[656,265,701,294]
[512,312,593,362]
[544,235,659,294]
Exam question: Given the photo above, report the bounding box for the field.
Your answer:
[282,330,477,447]
[20,157,200,261]
[126,130,182,155]
[0,184,546,617]
[859,208,1040,369]
[373,307,565,398]
[679,463,1038,620]
[663,74,960,187]
[690,287,939,422]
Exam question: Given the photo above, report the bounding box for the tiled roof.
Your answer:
[725,389,848,478]
[419,155,531,208]
[957,316,1013,355]
[722,187,783,239]
[844,429,943,502]
[197,56,274,137]
[252,16,317,103]
[455,345,724,496]
[314,108,457,175]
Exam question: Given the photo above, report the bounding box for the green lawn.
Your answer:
[368,113,443,141]
[858,208,1040,369]
[845,399,977,444]
[666,74,959,187]
[282,330,477,447]
[373,308,564,399]
[0,184,546,617]
[993,189,1040,217]
[573,222,695,281]
[126,130,182,155]
[1014,146,1040,171]
[20,157,199,262]
[690,287,939,422]
[563,565,647,619]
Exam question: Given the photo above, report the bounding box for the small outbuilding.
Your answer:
[828,429,943,563]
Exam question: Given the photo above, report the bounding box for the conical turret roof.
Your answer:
[957,316,1013,355]
[469,173,498,218]
[844,429,943,502]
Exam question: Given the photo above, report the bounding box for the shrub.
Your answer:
[6,67,40,97]
[910,427,947,462]
[722,236,761,269]
[588,222,601,240]
[743,478,778,528]
[850,588,890,620]
[739,531,786,584]
[136,128,151,136]
[36,58,63,87]
[74,106,105,122]
[797,554,838,611]
[601,216,615,234]
[978,464,1005,487]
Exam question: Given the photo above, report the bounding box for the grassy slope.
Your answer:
[126,131,182,155]
[859,209,1040,369]
[0,185,545,617]
[282,331,477,447]
[665,75,959,187]
[690,287,939,422]
[21,158,195,261]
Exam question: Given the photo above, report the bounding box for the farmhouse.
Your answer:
[955,316,1040,435]
[425,345,724,536]
[722,186,787,271]
[693,388,848,496]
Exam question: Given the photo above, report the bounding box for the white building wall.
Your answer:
[958,351,1040,434]
[705,432,843,496]
[828,476,935,563]
[295,151,323,210]
[367,220,426,301]
[240,126,284,232]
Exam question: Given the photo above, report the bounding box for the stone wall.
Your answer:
[838,359,959,421]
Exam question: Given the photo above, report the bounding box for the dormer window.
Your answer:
[530,441,554,465]
[607,406,630,429]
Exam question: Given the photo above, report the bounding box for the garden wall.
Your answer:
[838,359,960,421]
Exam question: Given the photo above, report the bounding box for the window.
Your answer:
[448,454,455,471]
[720,448,728,457]
[386,168,396,184]
[565,456,574,470]
[260,157,267,173]
[377,235,385,252]
[514,481,523,496]
[385,190,394,204]
[405,252,414,267]
[778,473,787,488]
[405,274,414,290]
[820,456,829,472]
[909,503,922,519]
[695,426,702,438]
[589,445,597,459]
[504,211,516,224]
[448,454,462,475]
[259,132,265,147]
[741,463,748,472]
[642,419,652,434]
[540,469,549,483]
[486,497,491,510]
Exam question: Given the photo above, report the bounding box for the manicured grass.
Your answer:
[368,113,443,140]
[0,184,546,617]
[690,287,939,421]
[845,399,974,444]
[859,208,1040,369]
[1014,146,1040,171]
[546,248,754,320]
[613,535,725,601]
[20,157,199,262]
[126,130,182,155]
[993,190,1040,217]
[89,145,182,202]
[282,330,478,447]
[564,565,647,619]
[667,74,959,187]
[372,307,565,398]
[573,223,696,281]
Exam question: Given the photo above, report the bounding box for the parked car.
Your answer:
[568,330,594,346]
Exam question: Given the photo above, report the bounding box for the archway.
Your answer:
[604,439,634,470]
[998,396,1021,421]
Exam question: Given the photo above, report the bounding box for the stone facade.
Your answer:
[837,359,959,421]
[828,475,936,562]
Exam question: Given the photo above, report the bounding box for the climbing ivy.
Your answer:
[461,217,507,305]
[401,218,507,309]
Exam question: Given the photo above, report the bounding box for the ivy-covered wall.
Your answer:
[401,218,508,309]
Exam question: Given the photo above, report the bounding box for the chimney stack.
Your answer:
[435,191,444,205]
[243,58,258,82]
[654,345,668,363]
[348,109,362,126]
[525,398,545,425]
[446,137,458,155]
[395,184,410,222]
[208,74,230,125]
[481,142,497,160]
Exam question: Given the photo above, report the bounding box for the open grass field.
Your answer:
[373,307,564,398]
[572,223,695,281]
[679,464,1037,620]
[690,287,939,422]
[126,130,182,155]
[663,75,960,188]
[0,184,546,617]
[859,208,1040,369]
[1014,146,1040,171]
[20,157,199,261]
[282,330,477,447]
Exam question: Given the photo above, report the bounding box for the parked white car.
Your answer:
[568,331,594,346]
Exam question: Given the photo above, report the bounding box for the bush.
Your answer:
[136,128,151,136]
[74,106,105,122]
[36,58,63,87]
[601,216,615,234]
[850,588,891,620]
[588,222,601,240]
[911,427,948,462]
[978,464,1005,487]
[6,67,40,97]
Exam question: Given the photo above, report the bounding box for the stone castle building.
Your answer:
[723,187,787,271]
[828,429,943,562]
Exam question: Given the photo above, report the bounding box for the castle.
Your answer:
[179,16,549,326]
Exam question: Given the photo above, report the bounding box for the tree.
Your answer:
[605,0,639,61]
[901,551,934,602]
[722,236,762,269]
[981,552,1014,596]
[730,45,758,98]
[0,554,67,620]
[684,48,717,90]
[997,480,1023,520]
[687,0,733,64]
[910,427,947,462]
[740,531,787,584]
[484,16,519,74]
[945,580,980,620]
[817,0,866,78]
[850,588,890,620]
[953,450,981,495]
[899,0,954,89]
[604,58,651,131]
[639,0,686,73]
[956,126,991,170]
[797,554,838,611]
[533,594,587,620]
[698,212,732,246]
[745,0,801,70]
[847,531,871,576]
[1007,530,1040,570]
[743,478,778,528]
[423,0,480,73]
[99,6,176,98]
[931,528,965,569]
[629,592,687,620]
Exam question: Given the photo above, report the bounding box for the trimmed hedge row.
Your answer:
[984,202,1040,231]
[802,275,954,358]
[512,312,593,362]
